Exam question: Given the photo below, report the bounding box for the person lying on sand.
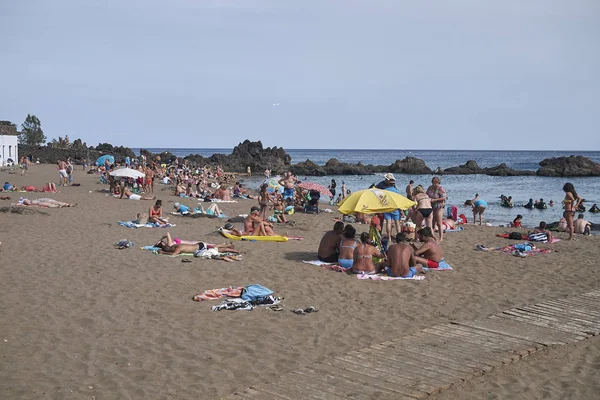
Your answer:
[120,184,156,200]
[155,233,241,261]
[410,227,444,269]
[0,196,10,200]
[383,232,424,278]
[317,221,344,262]
[18,198,76,208]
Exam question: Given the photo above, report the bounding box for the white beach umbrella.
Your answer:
[109,167,145,179]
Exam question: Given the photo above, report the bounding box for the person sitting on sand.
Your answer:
[148,200,169,226]
[557,217,568,232]
[155,233,240,261]
[512,215,523,228]
[19,198,76,208]
[120,184,156,200]
[42,183,58,193]
[352,232,383,275]
[239,206,277,236]
[384,232,424,278]
[317,221,344,263]
[272,194,289,223]
[174,183,186,196]
[410,227,444,269]
[574,214,592,236]
[532,221,553,242]
[338,225,358,270]
[2,182,13,191]
[213,185,231,201]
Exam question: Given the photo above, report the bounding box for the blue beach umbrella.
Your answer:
[263,176,284,194]
[96,155,115,166]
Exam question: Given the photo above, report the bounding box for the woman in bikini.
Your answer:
[338,225,358,270]
[562,182,582,241]
[148,199,169,226]
[258,183,270,220]
[352,232,383,275]
[413,186,433,229]
[426,177,447,242]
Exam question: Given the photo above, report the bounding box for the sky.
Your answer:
[1,0,599,150]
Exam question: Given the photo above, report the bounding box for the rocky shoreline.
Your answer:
[21,140,600,177]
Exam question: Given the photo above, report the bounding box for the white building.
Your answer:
[0,125,19,166]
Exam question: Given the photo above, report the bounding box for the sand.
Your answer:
[1,163,599,400]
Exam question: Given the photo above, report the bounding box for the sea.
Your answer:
[133,148,600,227]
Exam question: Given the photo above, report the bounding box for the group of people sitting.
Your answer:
[317,221,444,278]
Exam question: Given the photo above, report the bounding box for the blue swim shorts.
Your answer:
[385,266,417,278]
[384,210,400,221]
[283,187,295,199]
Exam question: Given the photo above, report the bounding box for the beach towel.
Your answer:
[496,233,560,243]
[426,259,453,271]
[119,221,175,229]
[445,227,464,232]
[210,296,282,311]
[492,244,554,256]
[302,260,347,272]
[357,274,425,281]
[193,286,243,301]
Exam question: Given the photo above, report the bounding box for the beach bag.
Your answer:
[509,232,523,240]
[241,284,274,301]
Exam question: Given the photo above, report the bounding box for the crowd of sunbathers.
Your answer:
[317,221,444,278]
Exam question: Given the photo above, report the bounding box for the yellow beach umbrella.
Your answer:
[338,188,416,215]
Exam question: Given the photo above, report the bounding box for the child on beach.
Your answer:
[511,215,523,228]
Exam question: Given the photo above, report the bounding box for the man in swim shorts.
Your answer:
[410,227,444,269]
[380,174,402,240]
[384,233,423,278]
[279,172,298,200]
[57,159,68,186]
[317,221,344,262]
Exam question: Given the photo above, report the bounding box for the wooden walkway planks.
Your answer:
[224,289,600,400]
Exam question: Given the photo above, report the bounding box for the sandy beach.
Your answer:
[1,163,599,400]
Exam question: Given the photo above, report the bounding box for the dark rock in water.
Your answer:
[324,159,377,175]
[290,159,327,176]
[443,160,482,174]
[387,157,433,175]
[183,140,291,174]
[537,156,600,177]
[484,163,536,176]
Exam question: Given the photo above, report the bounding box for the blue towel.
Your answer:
[445,227,464,232]
[142,246,161,251]
[437,259,453,270]
[118,221,138,229]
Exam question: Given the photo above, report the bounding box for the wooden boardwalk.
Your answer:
[224,289,600,400]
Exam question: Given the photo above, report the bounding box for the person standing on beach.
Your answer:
[57,159,68,186]
[278,172,298,201]
[247,166,251,177]
[426,177,447,242]
[145,166,155,194]
[379,174,402,241]
[341,181,347,199]
[405,180,414,200]
[329,179,337,201]
[471,193,487,225]
[562,182,582,241]
[20,157,29,176]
